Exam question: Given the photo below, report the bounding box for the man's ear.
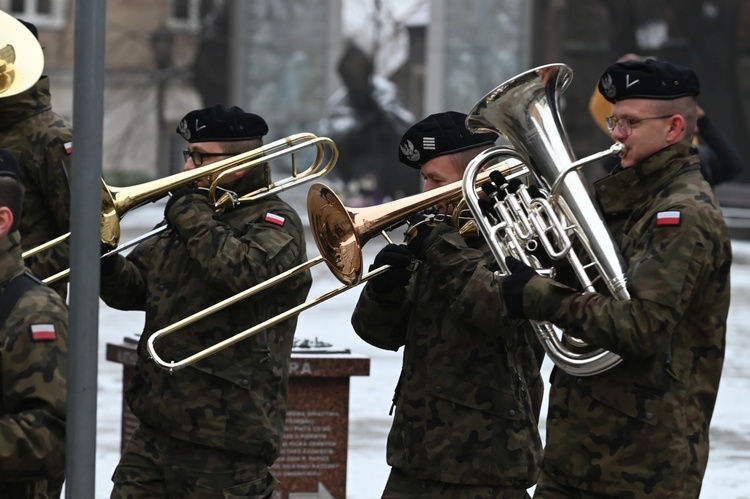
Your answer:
[0,206,14,238]
[666,114,686,143]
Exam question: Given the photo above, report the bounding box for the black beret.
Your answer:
[398,111,497,169]
[176,105,268,143]
[598,59,700,103]
[0,149,21,179]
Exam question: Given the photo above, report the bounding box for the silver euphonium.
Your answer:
[462,63,626,376]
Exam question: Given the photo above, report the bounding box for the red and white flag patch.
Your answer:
[264,212,285,226]
[64,141,73,155]
[30,324,57,341]
[656,210,681,226]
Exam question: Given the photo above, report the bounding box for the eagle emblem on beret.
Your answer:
[600,73,616,100]
[177,119,191,140]
[400,139,420,163]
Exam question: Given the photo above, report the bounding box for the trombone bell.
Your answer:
[307,157,527,286]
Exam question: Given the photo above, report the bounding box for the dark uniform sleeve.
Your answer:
[21,137,73,295]
[351,283,411,351]
[521,203,719,358]
[0,289,68,481]
[99,238,150,311]
[36,138,73,240]
[167,194,306,292]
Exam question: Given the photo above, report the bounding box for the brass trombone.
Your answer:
[146,157,527,371]
[23,132,338,284]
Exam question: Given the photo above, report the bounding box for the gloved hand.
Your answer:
[404,213,452,260]
[501,256,539,319]
[368,244,414,294]
[477,197,499,223]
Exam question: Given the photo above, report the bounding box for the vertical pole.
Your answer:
[66,0,106,497]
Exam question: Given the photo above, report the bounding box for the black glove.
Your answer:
[477,197,498,223]
[501,256,539,320]
[405,213,452,260]
[368,244,414,294]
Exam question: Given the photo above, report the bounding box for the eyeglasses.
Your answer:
[182,150,234,166]
[605,115,673,136]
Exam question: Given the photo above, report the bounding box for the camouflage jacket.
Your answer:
[0,232,68,498]
[0,77,73,299]
[99,183,312,463]
[351,223,545,487]
[522,139,732,497]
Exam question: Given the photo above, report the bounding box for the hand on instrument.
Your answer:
[501,256,539,320]
[477,198,499,223]
[404,213,452,260]
[164,186,210,222]
[368,244,414,294]
[480,171,510,221]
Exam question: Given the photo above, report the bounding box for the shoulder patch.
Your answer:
[264,212,285,226]
[656,210,681,226]
[30,323,57,341]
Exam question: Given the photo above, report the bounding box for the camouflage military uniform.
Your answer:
[0,77,73,299]
[522,139,731,498]
[351,223,545,497]
[100,171,312,497]
[0,232,68,499]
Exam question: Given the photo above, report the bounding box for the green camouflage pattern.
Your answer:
[351,222,545,489]
[99,177,312,464]
[381,467,532,499]
[522,139,732,498]
[0,232,68,498]
[111,423,278,498]
[0,77,73,299]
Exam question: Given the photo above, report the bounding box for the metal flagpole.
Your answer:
[66,0,107,496]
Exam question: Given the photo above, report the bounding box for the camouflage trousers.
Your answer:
[0,480,51,499]
[110,422,278,499]
[381,467,533,499]
[533,469,631,499]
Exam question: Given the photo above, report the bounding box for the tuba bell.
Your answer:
[463,63,626,377]
[0,10,44,98]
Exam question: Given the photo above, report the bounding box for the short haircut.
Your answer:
[652,96,698,136]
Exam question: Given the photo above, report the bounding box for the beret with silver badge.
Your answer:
[398,111,497,169]
[598,59,700,103]
[176,104,268,143]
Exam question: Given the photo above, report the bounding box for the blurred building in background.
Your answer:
[3,0,749,205]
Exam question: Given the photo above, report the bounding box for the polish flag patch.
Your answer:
[264,212,285,226]
[30,324,57,341]
[64,141,73,155]
[656,210,681,226]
